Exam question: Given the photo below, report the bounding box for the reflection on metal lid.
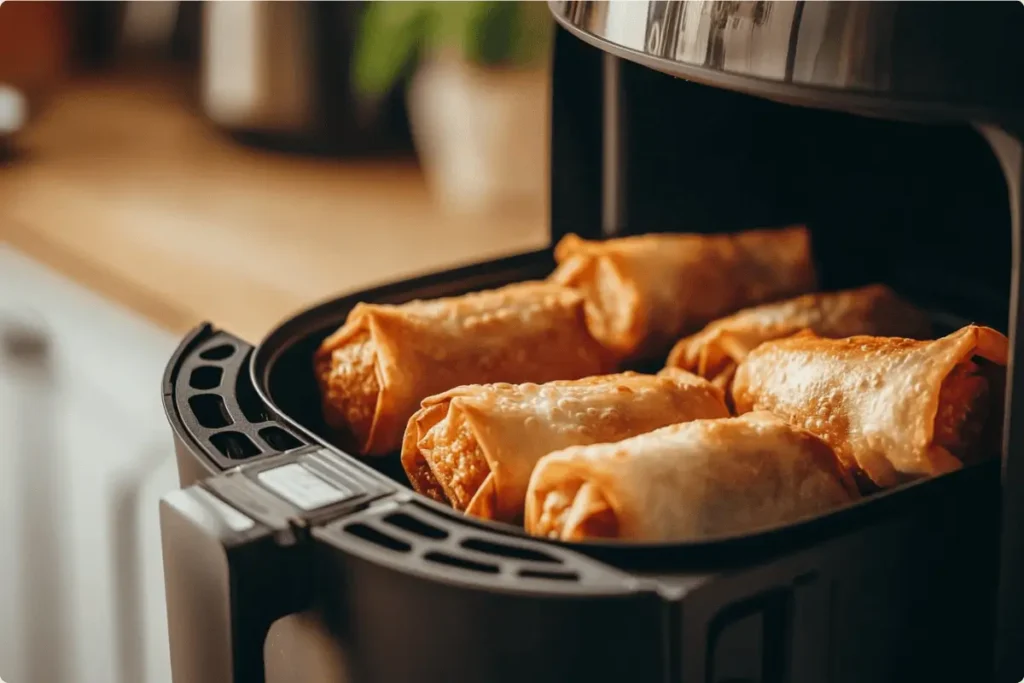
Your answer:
[549,0,1024,115]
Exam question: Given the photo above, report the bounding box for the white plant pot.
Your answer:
[407,58,549,215]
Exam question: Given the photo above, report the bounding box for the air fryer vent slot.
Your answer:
[189,394,232,429]
[189,366,223,390]
[258,426,301,452]
[344,523,412,552]
[210,431,260,460]
[423,551,500,574]
[383,512,449,540]
[519,569,579,582]
[199,343,236,360]
[460,537,561,564]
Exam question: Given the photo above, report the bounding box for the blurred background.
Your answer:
[0,2,552,682]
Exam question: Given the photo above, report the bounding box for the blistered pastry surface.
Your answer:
[526,412,855,542]
[316,281,613,454]
[425,369,727,437]
[667,284,932,378]
[731,325,1008,488]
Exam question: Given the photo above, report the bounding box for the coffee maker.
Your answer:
[159,2,1024,681]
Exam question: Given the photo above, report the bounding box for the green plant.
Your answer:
[352,1,552,99]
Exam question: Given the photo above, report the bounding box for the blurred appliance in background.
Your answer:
[70,1,197,69]
[0,1,69,96]
[71,2,127,70]
[200,1,413,158]
[0,0,70,159]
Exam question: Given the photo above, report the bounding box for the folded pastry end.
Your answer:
[401,399,492,511]
[528,478,619,541]
[549,235,642,360]
[315,323,385,454]
[400,402,455,504]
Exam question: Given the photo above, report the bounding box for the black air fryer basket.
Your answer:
[160,3,1024,683]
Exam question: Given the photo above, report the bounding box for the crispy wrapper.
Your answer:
[314,282,614,456]
[548,226,817,362]
[666,285,933,389]
[731,325,1008,489]
[524,412,858,543]
[401,369,729,523]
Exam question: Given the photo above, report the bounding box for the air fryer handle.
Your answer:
[164,323,313,484]
[160,486,309,683]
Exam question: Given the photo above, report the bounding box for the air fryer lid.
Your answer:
[548,1,1024,120]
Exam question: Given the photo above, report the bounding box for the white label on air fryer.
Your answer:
[257,464,348,511]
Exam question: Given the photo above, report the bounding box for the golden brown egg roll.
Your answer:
[401,369,729,523]
[666,285,932,389]
[731,325,1008,490]
[314,282,614,456]
[548,226,817,362]
[525,411,858,543]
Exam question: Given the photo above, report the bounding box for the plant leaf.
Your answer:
[351,1,428,99]
[352,0,554,92]
[422,1,486,61]
[511,1,554,66]
[472,1,553,67]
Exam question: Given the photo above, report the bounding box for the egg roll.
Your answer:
[548,226,817,362]
[525,411,858,543]
[666,285,932,388]
[401,369,729,523]
[731,325,1008,490]
[315,282,614,456]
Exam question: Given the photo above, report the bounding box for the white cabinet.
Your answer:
[0,246,178,683]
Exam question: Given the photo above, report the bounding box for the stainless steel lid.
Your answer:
[548,1,1024,122]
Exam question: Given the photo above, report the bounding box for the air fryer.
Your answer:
[159,2,1024,682]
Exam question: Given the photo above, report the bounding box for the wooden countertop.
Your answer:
[0,74,549,343]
